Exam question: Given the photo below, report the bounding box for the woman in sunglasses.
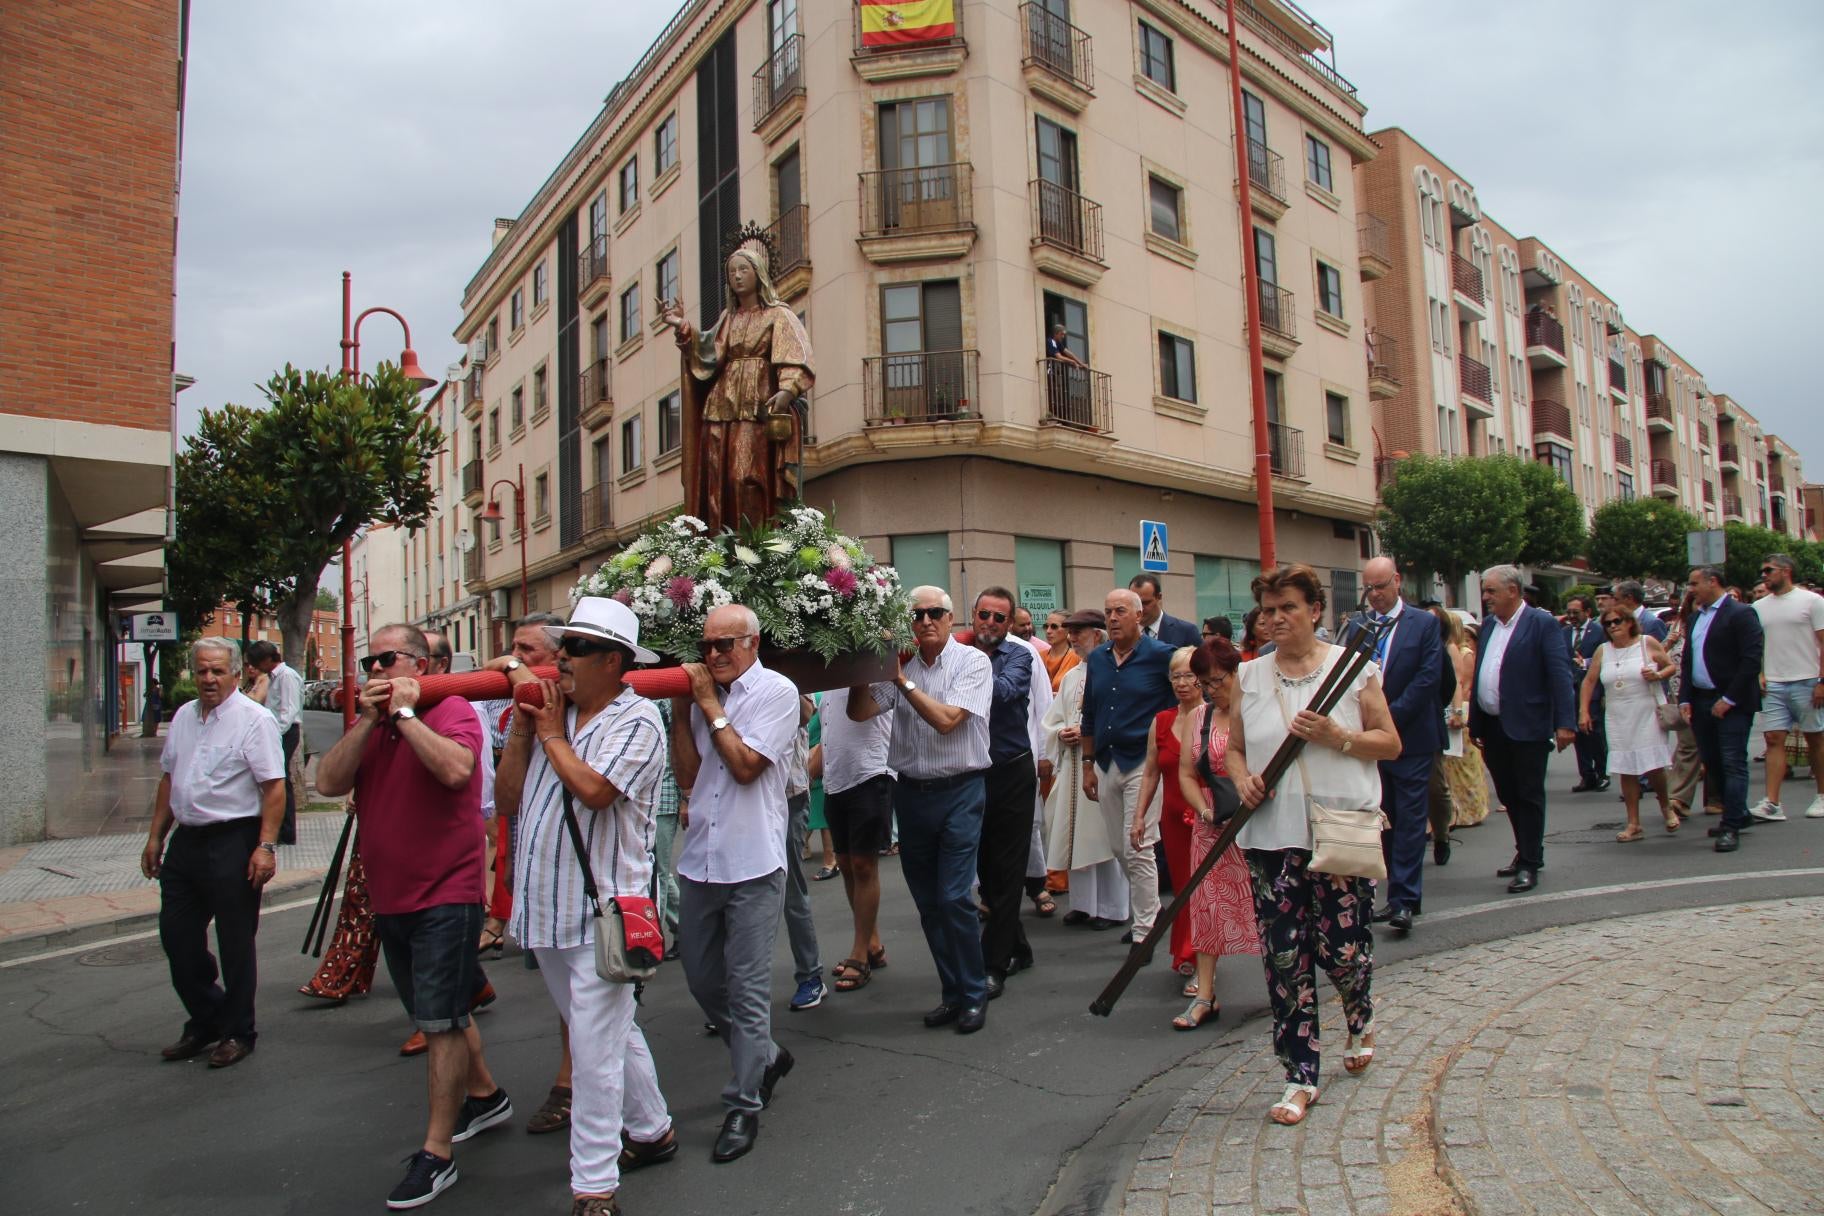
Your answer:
[1578,608,1680,841]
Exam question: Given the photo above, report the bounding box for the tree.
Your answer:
[1586,498,1701,582]
[1721,523,1821,590]
[315,588,339,612]
[168,403,277,635]
[1504,457,1587,570]
[1375,455,1527,596]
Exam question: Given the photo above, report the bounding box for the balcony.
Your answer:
[1651,459,1679,499]
[851,0,966,82]
[1723,491,1743,521]
[1037,359,1111,432]
[1697,423,1712,450]
[1451,252,1487,322]
[1357,213,1391,280]
[863,349,980,424]
[1256,282,1299,359]
[1267,421,1306,480]
[461,458,484,508]
[1719,442,1740,472]
[1230,0,1359,102]
[1645,392,1674,432]
[1029,179,1105,286]
[1459,352,1493,416]
[1524,310,1567,369]
[1019,3,1094,111]
[1613,434,1633,468]
[579,358,613,431]
[1366,330,1400,399]
[580,482,612,538]
[765,203,811,299]
[1240,140,1288,221]
[578,236,611,308]
[1608,356,1627,399]
[753,33,805,142]
[858,163,976,262]
[461,550,480,587]
[1532,398,1572,443]
[463,367,484,419]
[1770,471,1786,496]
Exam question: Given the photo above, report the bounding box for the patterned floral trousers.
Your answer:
[1245,848,1375,1087]
[298,844,378,1001]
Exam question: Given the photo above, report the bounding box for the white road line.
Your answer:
[0,893,322,969]
[1421,867,1824,924]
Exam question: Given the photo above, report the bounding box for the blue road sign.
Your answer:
[1140,520,1169,572]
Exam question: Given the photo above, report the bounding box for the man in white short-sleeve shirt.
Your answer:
[1750,553,1824,821]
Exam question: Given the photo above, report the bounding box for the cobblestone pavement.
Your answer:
[1124,898,1824,1216]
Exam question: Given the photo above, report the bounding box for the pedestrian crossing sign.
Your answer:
[1140,520,1169,572]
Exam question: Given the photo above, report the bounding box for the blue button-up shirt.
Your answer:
[983,637,1035,765]
[1079,635,1177,772]
[1690,601,1719,691]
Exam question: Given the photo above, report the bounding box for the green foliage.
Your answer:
[1563,583,1598,611]
[1585,498,1703,582]
[1721,523,1820,590]
[168,403,275,630]
[1374,455,1527,587]
[316,588,339,612]
[168,676,197,711]
[1504,457,1587,570]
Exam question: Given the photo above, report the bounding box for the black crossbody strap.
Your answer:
[558,771,604,918]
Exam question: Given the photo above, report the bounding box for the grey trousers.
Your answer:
[652,811,681,942]
[678,869,786,1113]
[783,793,822,987]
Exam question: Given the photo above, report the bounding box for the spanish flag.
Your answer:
[859,0,957,48]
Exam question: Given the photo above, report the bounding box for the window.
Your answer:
[1305,135,1332,192]
[656,249,680,310]
[1148,176,1183,243]
[1538,441,1573,484]
[1316,262,1344,318]
[1241,91,1268,156]
[510,288,524,332]
[470,424,482,460]
[658,390,682,454]
[533,365,548,416]
[619,158,638,213]
[621,414,643,474]
[1263,369,1283,423]
[1158,332,1196,403]
[487,407,500,450]
[588,191,608,245]
[485,317,499,359]
[619,283,641,343]
[591,314,610,359]
[1137,21,1175,92]
[510,385,524,430]
[1325,391,1349,446]
[533,472,549,522]
[655,112,678,176]
[532,262,548,308]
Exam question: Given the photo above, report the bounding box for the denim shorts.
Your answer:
[826,774,895,856]
[375,902,483,1033]
[1762,679,1824,735]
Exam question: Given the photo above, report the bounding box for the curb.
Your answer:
[0,873,323,965]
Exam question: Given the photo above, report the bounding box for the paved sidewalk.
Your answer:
[1124,898,1824,1216]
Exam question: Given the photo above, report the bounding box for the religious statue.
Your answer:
[657,223,814,533]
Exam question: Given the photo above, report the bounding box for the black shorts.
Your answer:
[825,774,895,856]
[375,902,483,1033]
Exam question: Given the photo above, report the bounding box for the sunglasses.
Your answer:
[696,634,753,657]
[359,650,424,673]
[559,636,617,658]
[975,609,1008,623]
[1602,618,1628,630]
[1760,566,1777,575]
[911,607,950,622]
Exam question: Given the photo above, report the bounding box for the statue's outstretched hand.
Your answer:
[657,296,692,346]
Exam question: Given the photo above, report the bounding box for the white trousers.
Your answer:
[1097,759,1160,934]
[534,944,670,1196]
[1026,793,1049,880]
[1067,858,1128,919]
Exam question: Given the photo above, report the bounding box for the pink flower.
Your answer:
[826,567,859,599]
[664,576,696,608]
[825,544,853,570]
[645,555,673,580]
[611,589,633,605]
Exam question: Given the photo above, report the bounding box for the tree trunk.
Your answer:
[278,583,318,677]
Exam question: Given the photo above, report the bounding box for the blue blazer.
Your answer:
[1352,603,1443,757]
[1678,596,1763,714]
[1566,619,1603,706]
[1152,613,1201,648]
[1635,608,1668,643]
[1468,605,1577,744]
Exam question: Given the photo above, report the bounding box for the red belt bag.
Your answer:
[560,785,666,984]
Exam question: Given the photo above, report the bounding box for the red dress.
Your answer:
[1154,710,1197,973]
[1185,704,1261,960]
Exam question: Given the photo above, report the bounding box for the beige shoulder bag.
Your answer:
[1274,651,1387,880]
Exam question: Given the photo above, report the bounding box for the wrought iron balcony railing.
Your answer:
[859,163,973,237]
[1038,359,1111,431]
[863,349,980,424]
[1030,178,1104,262]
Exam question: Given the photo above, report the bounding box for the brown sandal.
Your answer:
[832,958,872,991]
[526,1085,572,1134]
[867,945,888,970]
[1031,890,1058,917]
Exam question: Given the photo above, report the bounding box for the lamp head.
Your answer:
[398,348,437,390]
[480,500,504,523]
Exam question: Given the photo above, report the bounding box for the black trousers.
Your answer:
[279,722,301,844]
[159,817,264,1043]
[978,753,1037,975]
[1480,716,1552,871]
[1573,703,1607,785]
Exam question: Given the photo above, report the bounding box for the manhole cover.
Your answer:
[1547,822,1627,844]
[78,938,168,967]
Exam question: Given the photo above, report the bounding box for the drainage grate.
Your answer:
[77,938,168,967]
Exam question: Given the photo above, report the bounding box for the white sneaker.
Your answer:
[1805,795,1824,819]
[1748,798,1786,822]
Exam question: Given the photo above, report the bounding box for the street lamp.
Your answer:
[349,576,372,655]
[338,271,437,728]
[478,465,529,630]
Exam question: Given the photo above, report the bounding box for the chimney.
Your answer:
[491,218,516,247]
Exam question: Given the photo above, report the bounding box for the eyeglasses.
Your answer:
[975,609,1008,623]
[1364,577,1399,592]
[911,607,949,622]
[1169,670,1200,682]
[1601,619,1628,630]
[359,650,424,673]
[559,636,616,658]
[696,634,753,657]
[1760,566,1778,575]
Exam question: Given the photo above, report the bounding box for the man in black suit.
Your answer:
[1563,594,1608,792]
[1613,580,1668,643]
[1469,565,1577,894]
[1128,574,1200,648]
[1357,558,1444,933]
[1679,565,1765,853]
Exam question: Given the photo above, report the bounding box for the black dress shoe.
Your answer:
[923,1002,962,1028]
[759,1047,793,1108]
[1570,780,1593,793]
[984,973,1006,1001]
[160,1031,217,1062]
[1061,910,1090,926]
[1506,868,1538,894]
[1495,856,1520,878]
[1118,930,1135,944]
[1370,904,1396,923]
[1707,823,1751,837]
[1434,837,1451,866]
[956,1004,987,1034]
[1595,778,1612,792]
[1388,908,1414,933]
[1714,829,1740,853]
[1004,955,1033,976]
[711,1111,759,1163]
[1087,917,1119,931]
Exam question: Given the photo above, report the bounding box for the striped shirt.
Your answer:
[868,636,992,779]
[508,687,667,950]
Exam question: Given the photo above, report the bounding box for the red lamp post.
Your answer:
[338,271,436,727]
[479,465,529,633]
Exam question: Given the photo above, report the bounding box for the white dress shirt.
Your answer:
[470,700,500,818]
[161,689,285,826]
[819,687,894,795]
[869,636,993,779]
[1012,635,1054,768]
[1475,607,1522,715]
[675,658,802,885]
[265,662,304,733]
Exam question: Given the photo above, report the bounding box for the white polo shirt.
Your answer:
[161,689,285,826]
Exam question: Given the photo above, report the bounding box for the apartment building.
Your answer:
[430,0,1382,652]
[0,2,188,843]
[209,602,344,679]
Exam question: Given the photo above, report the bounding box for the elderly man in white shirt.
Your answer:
[140,637,286,1070]
[245,640,304,844]
[670,603,803,1165]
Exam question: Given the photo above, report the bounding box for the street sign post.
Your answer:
[1140,520,1169,573]
[1687,529,1725,567]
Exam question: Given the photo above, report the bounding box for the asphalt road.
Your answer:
[301,708,347,757]
[5,746,1821,1216]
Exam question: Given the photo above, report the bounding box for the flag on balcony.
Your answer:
[859,0,956,48]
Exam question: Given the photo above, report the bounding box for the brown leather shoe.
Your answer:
[207,1037,253,1068]
[161,1032,216,1061]
[399,1030,428,1057]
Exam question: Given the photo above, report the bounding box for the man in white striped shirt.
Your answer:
[495,598,673,1214]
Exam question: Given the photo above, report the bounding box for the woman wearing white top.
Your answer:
[1225,565,1402,1127]
[1578,608,1679,841]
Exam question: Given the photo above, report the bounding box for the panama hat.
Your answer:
[547,597,659,665]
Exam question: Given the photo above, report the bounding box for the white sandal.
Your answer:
[1343,1023,1376,1075]
[1269,1082,1318,1125]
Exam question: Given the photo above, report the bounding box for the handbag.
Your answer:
[1641,645,1681,730]
[1274,651,1388,879]
[558,784,666,984]
[1194,701,1242,824]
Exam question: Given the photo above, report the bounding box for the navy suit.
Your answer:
[1679,596,1764,832]
[1148,613,1201,648]
[1355,603,1443,914]
[1634,608,1669,643]
[1469,605,1578,873]
[1565,619,1607,785]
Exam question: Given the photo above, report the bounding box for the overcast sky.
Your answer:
[176,1,1823,472]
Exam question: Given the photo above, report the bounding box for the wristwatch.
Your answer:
[256,842,278,855]
[503,659,522,672]
[391,706,417,723]
[710,715,731,733]
[899,677,917,693]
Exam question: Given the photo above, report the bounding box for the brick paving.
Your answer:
[1124,898,1824,1216]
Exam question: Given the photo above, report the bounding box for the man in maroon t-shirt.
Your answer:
[317,622,512,1211]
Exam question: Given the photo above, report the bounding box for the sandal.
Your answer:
[618,1126,678,1171]
[812,864,841,881]
[1031,890,1057,917]
[477,921,506,958]
[832,958,872,991]
[525,1085,572,1135]
[1662,808,1681,833]
[1182,977,1200,998]
[1269,1083,1318,1125]
[1343,1024,1376,1075]
[1172,998,1217,1031]
[867,945,888,970]
[1615,825,1645,843]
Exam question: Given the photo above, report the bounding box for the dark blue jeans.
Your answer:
[1378,752,1435,913]
[375,902,484,1033]
[1688,690,1752,831]
[894,773,987,1007]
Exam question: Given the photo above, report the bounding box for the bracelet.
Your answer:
[538,734,561,745]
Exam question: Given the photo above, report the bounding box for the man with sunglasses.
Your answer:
[847,586,994,1033]
[316,624,510,1210]
[669,604,803,1163]
[1750,553,1824,822]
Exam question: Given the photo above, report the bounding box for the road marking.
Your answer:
[0,893,322,969]
[1422,867,1824,924]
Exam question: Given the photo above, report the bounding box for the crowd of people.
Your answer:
[136,549,1824,1212]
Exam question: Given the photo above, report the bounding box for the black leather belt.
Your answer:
[176,816,261,836]
[898,770,985,793]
